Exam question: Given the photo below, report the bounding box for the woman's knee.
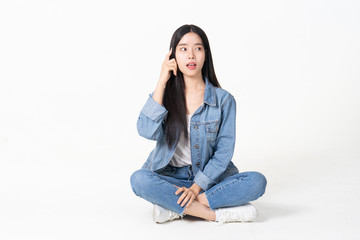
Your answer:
[130,169,152,196]
[248,171,267,198]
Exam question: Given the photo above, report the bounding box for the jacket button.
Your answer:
[194,145,199,149]
[194,125,198,130]
[196,162,200,167]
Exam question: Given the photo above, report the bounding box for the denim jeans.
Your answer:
[130,165,267,214]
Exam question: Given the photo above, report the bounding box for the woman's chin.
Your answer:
[181,71,202,79]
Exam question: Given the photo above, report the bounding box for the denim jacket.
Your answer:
[137,77,239,191]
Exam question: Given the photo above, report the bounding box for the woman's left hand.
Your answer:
[174,183,202,208]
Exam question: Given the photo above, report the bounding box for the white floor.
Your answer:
[1,145,359,240]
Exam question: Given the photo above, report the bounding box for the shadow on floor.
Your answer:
[254,202,299,222]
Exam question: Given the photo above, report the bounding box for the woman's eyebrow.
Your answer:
[178,42,203,46]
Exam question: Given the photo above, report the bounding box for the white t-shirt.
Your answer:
[169,113,193,167]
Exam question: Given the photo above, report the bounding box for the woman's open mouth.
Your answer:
[186,62,196,70]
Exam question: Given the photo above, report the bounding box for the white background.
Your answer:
[1,0,359,239]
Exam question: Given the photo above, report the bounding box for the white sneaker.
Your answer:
[153,204,181,223]
[215,203,258,224]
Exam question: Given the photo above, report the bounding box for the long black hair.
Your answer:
[163,24,221,148]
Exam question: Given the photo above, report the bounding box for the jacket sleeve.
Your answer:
[137,93,168,141]
[194,94,236,191]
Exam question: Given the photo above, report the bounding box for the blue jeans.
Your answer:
[130,165,267,214]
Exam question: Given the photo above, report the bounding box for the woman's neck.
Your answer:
[183,75,205,91]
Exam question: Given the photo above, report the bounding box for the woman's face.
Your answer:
[175,32,205,79]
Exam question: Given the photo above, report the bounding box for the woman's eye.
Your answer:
[180,47,186,51]
[196,47,202,50]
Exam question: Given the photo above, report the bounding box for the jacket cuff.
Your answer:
[194,170,216,191]
[141,94,168,122]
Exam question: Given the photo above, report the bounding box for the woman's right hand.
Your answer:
[152,49,177,105]
[159,48,177,84]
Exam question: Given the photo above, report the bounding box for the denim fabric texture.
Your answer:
[136,77,239,191]
[131,165,267,214]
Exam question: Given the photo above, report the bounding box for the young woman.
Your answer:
[130,24,267,224]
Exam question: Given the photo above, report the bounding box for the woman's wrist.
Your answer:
[157,76,168,87]
[190,183,202,195]
[152,80,167,105]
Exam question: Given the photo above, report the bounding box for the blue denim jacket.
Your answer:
[137,77,239,191]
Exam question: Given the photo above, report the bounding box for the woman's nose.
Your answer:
[188,50,195,59]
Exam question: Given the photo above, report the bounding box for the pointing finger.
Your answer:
[174,61,177,76]
[166,48,173,60]
[175,187,184,195]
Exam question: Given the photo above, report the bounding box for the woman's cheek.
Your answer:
[178,64,186,73]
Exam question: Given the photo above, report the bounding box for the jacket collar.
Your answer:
[203,76,216,106]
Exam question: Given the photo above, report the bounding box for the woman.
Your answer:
[130,24,267,224]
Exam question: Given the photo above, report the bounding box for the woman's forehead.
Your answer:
[178,32,203,46]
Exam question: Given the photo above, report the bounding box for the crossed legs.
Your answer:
[130,169,267,221]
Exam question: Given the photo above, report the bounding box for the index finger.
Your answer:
[166,48,173,59]
[175,187,185,195]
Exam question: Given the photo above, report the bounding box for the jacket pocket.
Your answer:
[206,123,219,142]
